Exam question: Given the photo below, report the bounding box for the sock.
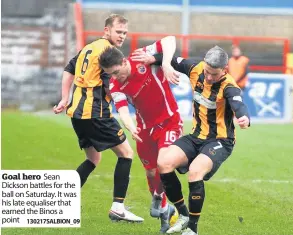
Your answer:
[147,174,157,195]
[160,192,168,213]
[147,169,163,195]
[155,169,164,194]
[160,171,188,216]
[111,201,125,212]
[188,180,205,233]
[113,158,132,203]
[76,159,96,187]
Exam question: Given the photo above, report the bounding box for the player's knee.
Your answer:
[87,154,102,166]
[85,148,102,166]
[114,141,134,159]
[91,156,102,166]
[126,147,134,159]
[157,154,175,173]
[188,167,207,181]
[120,146,134,159]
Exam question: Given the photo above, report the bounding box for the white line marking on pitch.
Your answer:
[212,178,293,184]
[91,175,293,184]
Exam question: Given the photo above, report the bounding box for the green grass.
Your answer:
[1,111,293,235]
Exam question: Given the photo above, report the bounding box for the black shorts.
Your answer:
[174,135,234,181]
[71,117,127,152]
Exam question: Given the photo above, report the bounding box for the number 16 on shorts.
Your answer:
[164,130,181,145]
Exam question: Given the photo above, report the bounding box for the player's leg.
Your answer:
[77,147,102,187]
[110,141,144,222]
[156,126,182,233]
[136,128,174,233]
[136,131,162,218]
[145,168,166,217]
[183,153,211,235]
[158,135,195,234]
[109,139,145,222]
[184,139,234,235]
[85,117,143,222]
[71,118,102,187]
[111,139,133,204]
[90,117,133,205]
[145,168,158,195]
[104,117,144,222]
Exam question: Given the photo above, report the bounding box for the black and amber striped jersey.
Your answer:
[170,58,249,140]
[65,39,113,119]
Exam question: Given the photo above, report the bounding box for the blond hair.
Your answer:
[105,14,128,27]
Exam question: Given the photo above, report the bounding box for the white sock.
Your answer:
[159,192,168,213]
[160,203,168,213]
[154,190,163,198]
[111,202,125,211]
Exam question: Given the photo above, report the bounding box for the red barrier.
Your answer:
[74,3,85,52]
[74,4,291,73]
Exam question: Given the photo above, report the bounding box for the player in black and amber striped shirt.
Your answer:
[66,38,113,119]
[154,46,250,235]
[177,60,242,140]
[53,14,144,223]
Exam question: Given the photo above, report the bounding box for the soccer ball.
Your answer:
[170,207,179,226]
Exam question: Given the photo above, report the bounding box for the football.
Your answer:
[170,207,179,226]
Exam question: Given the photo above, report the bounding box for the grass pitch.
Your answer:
[1,111,293,235]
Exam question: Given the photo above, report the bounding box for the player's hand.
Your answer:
[53,99,68,114]
[162,64,180,85]
[130,127,143,143]
[130,49,155,65]
[237,116,250,129]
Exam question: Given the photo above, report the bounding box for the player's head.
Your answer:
[104,14,128,48]
[204,46,228,84]
[231,44,242,58]
[99,47,130,82]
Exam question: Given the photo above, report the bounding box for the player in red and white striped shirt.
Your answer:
[99,36,182,233]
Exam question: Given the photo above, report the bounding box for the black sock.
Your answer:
[113,158,132,203]
[160,171,189,217]
[188,180,205,233]
[76,159,96,187]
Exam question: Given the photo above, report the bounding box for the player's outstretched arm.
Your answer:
[118,106,143,143]
[160,36,181,85]
[224,86,250,129]
[109,80,142,141]
[131,36,176,66]
[53,52,80,114]
[149,54,198,81]
[132,35,180,85]
[130,50,158,65]
[160,36,176,65]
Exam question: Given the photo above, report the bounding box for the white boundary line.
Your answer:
[91,174,293,183]
[212,178,293,184]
